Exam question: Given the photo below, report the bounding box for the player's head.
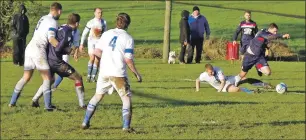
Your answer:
[205,64,214,76]
[244,10,251,21]
[268,23,278,34]
[67,13,81,29]
[50,2,62,20]
[192,6,200,16]
[94,8,102,19]
[116,13,131,30]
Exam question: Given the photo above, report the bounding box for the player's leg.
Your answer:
[53,54,70,89]
[179,43,186,63]
[87,41,95,82]
[256,57,271,76]
[9,56,36,107]
[68,70,86,108]
[111,77,134,132]
[91,55,99,82]
[226,84,254,94]
[81,76,111,129]
[9,70,33,107]
[234,55,256,86]
[32,71,55,107]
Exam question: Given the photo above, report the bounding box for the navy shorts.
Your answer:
[48,60,76,78]
[241,54,269,72]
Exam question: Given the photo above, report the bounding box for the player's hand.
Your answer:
[79,45,84,52]
[134,73,142,83]
[233,41,237,45]
[282,34,290,39]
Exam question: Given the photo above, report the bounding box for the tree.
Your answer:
[0,0,43,48]
[162,0,172,63]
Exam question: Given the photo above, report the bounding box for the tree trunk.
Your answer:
[162,0,171,63]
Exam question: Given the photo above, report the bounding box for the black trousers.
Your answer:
[13,37,26,66]
[187,38,204,63]
[179,43,187,63]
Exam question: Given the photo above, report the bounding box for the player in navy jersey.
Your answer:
[31,13,86,110]
[233,10,258,60]
[234,23,290,86]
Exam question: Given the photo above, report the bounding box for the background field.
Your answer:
[1,0,305,139]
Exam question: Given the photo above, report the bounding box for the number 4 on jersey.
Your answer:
[109,36,118,51]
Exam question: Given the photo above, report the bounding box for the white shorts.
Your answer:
[96,76,131,97]
[87,39,99,55]
[62,55,69,63]
[221,76,235,92]
[24,56,49,71]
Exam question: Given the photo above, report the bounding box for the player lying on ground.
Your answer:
[8,2,62,111]
[52,28,80,90]
[81,13,142,133]
[234,23,290,86]
[195,64,273,93]
[79,8,107,83]
[31,13,86,109]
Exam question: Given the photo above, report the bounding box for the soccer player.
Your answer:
[81,13,142,133]
[232,10,258,60]
[31,13,86,109]
[8,2,62,111]
[79,8,107,82]
[195,64,271,93]
[234,23,290,86]
[52,28,80,90]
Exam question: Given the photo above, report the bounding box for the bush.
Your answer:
[134,47,162,59]
[202,37,227,60]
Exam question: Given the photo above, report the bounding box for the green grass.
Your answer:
[11,1,305,53]
[1,58,305,139]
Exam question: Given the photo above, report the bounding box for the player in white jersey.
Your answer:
[8,2,62,111]
[195,64,267,93]
[81,13,142,133]
[79,8,107,83]
[52,28,80,90]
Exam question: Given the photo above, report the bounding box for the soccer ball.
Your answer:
[276,83,287,94]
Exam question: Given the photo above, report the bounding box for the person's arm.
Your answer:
[233,23,242,44]
[54,29,67,54]
[124,38,142,82]
[204,17,210,39]
[79,21,91,52]
[25,15,29,36]
[196,78,201,92]
[72,29,80,61]
[48,21,59,47]
[182,20,189,46]
[254,23,258,35]
[262,32,290,41]
[218,80,226,92]
[216,69,226,92]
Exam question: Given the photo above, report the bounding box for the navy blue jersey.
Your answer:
[47,25,73,62]
[233,20,258,43]
[246,29,282,56]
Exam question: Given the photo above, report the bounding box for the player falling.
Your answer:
[234,23,290,86]
[8,2,62,111]
[79,8,107,83]
[81,13,142,133]
[31,13,86,109]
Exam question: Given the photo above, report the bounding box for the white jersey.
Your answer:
[25,14,58,59]
[80,18,107,45]
[96,28,134,77]
[198,67,226,90]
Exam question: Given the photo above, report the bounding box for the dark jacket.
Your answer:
[11,5,29,38]
[233,20,258,44]
[48,25,73,62]
[188,14,210,39]
[179,10,191,44]
[247,29,282,56]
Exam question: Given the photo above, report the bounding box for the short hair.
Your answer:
[205,63,213,70]
[67,13,80,25]
[50,2,62,10]
[94,8,102,12]
[244,10,251,14]
[268,23,278,29]
[116,13,131,29]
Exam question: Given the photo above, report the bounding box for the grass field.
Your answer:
[1,1,305,139]
[1,58,305,139]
